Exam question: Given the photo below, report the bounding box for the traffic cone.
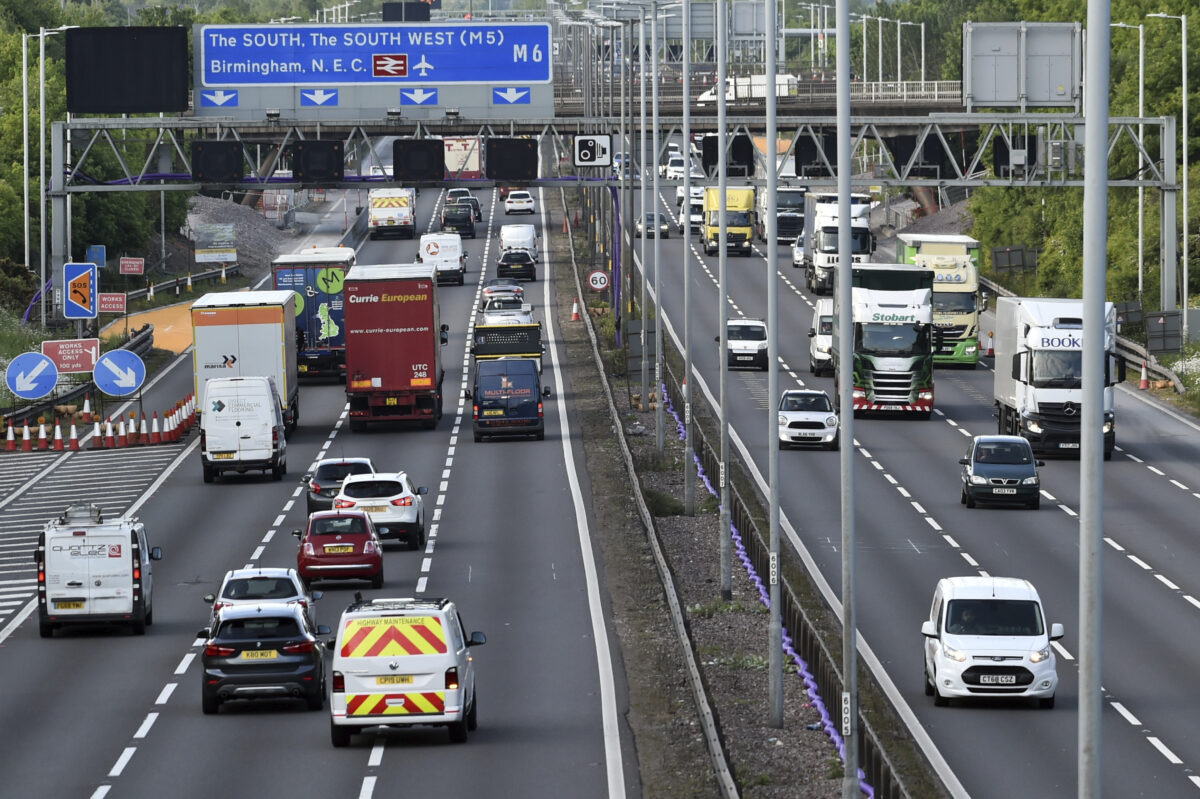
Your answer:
[163,411,176,443]
[21,421,32,452]
[4,423,14,452]
[52,419,64,451]
[92,419,104,449]
[36,420,48,451]
[138,413,150,446]
[186,272,193,292]
[68,422,80,451]
[985,331,994,357]
[563,217,569,234]
[220,263,227,284]
[1139,361,1149,390]
[104,418,116,449]
[573,210,580,228]
[147,282,155,301]
[81,394,93,424]
[150,412,161,444]
[571,298,581,322]
[188,395,197,428]
[116,419,128,448]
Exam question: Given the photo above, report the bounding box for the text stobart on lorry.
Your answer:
[343,264,448,431]
[271,246,356,378]
[367,187,416,240]
[192,290,299,431]
[801,192,874,294]
[993,297,1122,459]
[896,233,982,368]
[702,187,755,256]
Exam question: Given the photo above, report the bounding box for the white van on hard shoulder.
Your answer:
[199,375,288,483]
[36,503,162,637]
[329,596,486,746]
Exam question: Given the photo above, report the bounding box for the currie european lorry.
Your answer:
[802,192,874,294]
[832,263,935,418]
[271,246,356,379]
[192,290,299,432]
[702,187,755,256]
[343,264,448,431]
[993,297,1122,459]
[897,233,982,368]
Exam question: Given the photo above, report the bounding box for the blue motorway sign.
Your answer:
[94,350,146,397]
[199,23,552,86]
[64,262,98,320]
[493,87,531,105]
[5,352,59,401]
[86,244,106,268]
[400,88,438,106]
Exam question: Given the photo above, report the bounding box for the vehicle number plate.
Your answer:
[737,356,753,361]
[797,433,819,439]
[211,452,235,460]
[1059,442,1080,449]
[376,675,414,685]
[299,365,308,373]
[483,409,504,416]
[993,488,1017,495]
[241,650,278,660]
[979,674,1017,685]
[362,505,387,513]
[324,545,354,553]
[386,397,398,406]
[880,405,903,411]
[54,601,84,610]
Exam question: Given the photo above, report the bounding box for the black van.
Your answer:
[441,204,476,238]
[464,359,551,442]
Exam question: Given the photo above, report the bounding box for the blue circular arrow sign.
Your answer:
[5,351,59,400]
[93,350,146,397]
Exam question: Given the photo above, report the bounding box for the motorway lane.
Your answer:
[635,175,1200,795]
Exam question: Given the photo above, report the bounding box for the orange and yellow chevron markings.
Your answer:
[347,692,446,716]
[340,616,448,658]
[371,197,405,208]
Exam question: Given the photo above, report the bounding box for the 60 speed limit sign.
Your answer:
[587,270,610,292]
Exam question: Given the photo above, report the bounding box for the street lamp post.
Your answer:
[899,21,920,85]
[1149,12,1188,339]
[33,25,74,328]
[1113,21,1145,300]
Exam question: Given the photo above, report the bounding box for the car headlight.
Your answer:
[825,416,838,427]
[1102,421,1113,434]
[1029,645,1052,664]
[778,415,788,426]
[965,345,978,354]
[969,473,988,485]
[1021,476,1039,485]
[1025,419,1043,434]
[942,643,968,662]
[817,344,831,354]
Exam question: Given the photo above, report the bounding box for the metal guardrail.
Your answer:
[3,324,155,426]
[131,264,242,300]
[978,275,1186,394]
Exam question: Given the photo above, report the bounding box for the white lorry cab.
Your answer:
[808,298,834,376]
[36,503,162,637]
[417,232,467,286]
[498,224,540,262]
[200,376,288,483]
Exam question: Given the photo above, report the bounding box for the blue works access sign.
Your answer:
[199,24,552,87]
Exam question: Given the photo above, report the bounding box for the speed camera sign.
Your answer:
[588,270,610,291]
[574,135,612,167]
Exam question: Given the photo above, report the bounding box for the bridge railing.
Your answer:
[553,80,963,107]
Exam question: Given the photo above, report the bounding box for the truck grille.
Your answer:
[726,232,747,244]
[867,370,915,402]
[1036,401,1083,425]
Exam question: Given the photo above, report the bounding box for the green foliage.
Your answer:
[0,257,39,313]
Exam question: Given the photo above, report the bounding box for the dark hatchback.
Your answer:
[959,435,1044,509]
[496,250,537,281]
[200,603,331,714]
[442,204,477,238]
[453,196,483,221]
[302,457,376,514]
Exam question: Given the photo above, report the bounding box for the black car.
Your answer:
[301,457,376,514]
[496,250,537,281]
[453,196,483,221]
[200,603,330,714]
[959,435,1044,509]
[442,204,476,238]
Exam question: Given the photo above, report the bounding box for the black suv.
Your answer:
[200,603,330,714]
[454,196,482,221]
[442,204,476,238]
[496,250,536,281]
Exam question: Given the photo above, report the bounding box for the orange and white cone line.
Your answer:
[1139,361,1149,390]
[139,414,150,446]
[150,412,161,445]
[117,419,129,448]
[21,421,32,452]
[68,422,80,451]
[92,419,104,449]
[52,420,64,451]
[5,424,14,452]
[188,395,196,427]
[36,421,48,451]
[81,395,93,424]
[986,332,994,357]
[165,412,177,443]
[104,418,116,449]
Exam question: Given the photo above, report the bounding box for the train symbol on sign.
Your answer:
[587,270,609,291]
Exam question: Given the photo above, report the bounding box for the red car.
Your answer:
[293,510,383,588]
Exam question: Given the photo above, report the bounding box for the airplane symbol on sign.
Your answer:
[413,56,434,77]
[373,54,408,77]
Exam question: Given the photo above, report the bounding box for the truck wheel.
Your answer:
[202,463,215,483]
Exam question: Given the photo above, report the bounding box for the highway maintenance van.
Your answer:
[199,376,288,483]
[329,596,486,746]
[36,503,162,637]
[367,187,416,240]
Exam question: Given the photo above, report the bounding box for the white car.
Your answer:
[504,190,536,215]
[203,567,320,628]
[676,184,706,206]
[446,188,472,204]
[661,155,686,179]
[334,472,428,550]
[721,318,768,370]
[777,389,838,450]
[922,576,1063,708]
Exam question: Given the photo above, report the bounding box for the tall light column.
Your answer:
[22,34,30,275]
[651,0,665,455]
[765,0,782,729]
[682,0,695,516]
[638,12,649,408]
[1149,13,1188,337]
[717,0,732,601]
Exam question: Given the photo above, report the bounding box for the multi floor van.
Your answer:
[464,358,552,441]
[36,503,163,637]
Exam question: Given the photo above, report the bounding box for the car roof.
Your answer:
[214,602,307,623]
[308,509,371,521]
[728,318,766,326]
[971,435,1033,448]
[939,576,1039,601]
[781,389,828,398]
[314,457,374,467]
[344,596,452,615]
[342,471,409,486]
[223,567,298,581]
[509,190,532,197]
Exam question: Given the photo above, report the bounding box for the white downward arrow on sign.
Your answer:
[205,91,236,106]
[15,360,49,393]
[404,89,436,104]
[304,90,336,105]
[103,358,137,388]
[495,88,529,103]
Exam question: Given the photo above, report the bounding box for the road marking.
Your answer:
[358,776,377,799]
[1128,555,1152,570]
[174,653,194,675]
[1147,466,1165,476]
[960,553,978,567]
[1147,737,1183,764]
[1169,479,1188,490]
[925,518,942,532]
[942,535,959,548]
[1052,641,1074,660]
[368,740,385,767]
[250,546,264,561]
[108,748,136,777]
[1155,574,1180,591]
[133,713,157,739]
[1110,702,1140,725]
[154,684,176,704]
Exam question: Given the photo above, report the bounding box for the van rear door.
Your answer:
[337,614,458,720]
[205,382,274,461]
[44,532,133,616]
[476,370,539,427]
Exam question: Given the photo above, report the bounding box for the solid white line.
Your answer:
[368,740,385,767]
[109,747,136,777]
[133,712,158,739]
[155,683,176,704]
[174,653,195,675]
[1155,574,1180,591]
[1147,737,1183,764]
[358,776,376,799]
[1110,702,1141,726]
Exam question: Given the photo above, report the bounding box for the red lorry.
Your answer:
[343,264,447,431]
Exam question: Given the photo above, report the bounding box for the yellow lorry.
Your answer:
[701,187,755,256]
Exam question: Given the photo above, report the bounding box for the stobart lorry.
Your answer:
[832,263,935,418]
[993,297,1122,460]
[343,264,448,431]
[897,233,981,368]
[802,192,874,294]
[271,246,356,379]
[702,187,755,256]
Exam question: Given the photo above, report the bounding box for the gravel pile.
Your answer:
[184,194,305,282]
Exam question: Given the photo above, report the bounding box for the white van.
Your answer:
[36,503,162,637]
[498,224,539,262]
[199,376,288,483]
[329,596,486,746]
[808,298,833,375]
[417,232,467,286]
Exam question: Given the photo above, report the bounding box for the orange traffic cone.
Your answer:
[4,422,14,452]
[573,210,580,228]
[92,419,104,449]
[985,331,994,357]
[138,414,150,446]
[1139,361,1149,390]
[571,298,581,322]
[150,412,161,444]
[563,216,569,234]
[21,421,32,452]
[52,419,64,451]
[68,422,80,451]
[103,418,116,449]
[164,411,177,443]
[36,420,48,451]
[81,394,93,424]
[116,419,128,448]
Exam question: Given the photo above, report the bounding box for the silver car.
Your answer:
[204,567,321,627]
[301,457,376,514]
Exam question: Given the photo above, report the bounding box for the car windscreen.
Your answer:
[945,599,1044,636]
[311,516,369,536]
[315,462,373,482]
[818,317,833,335]
[781,394,831,412]
[222,577,298,601]
[444,208,472,220]
[728,325,766,341]
[933,291,977,313]
[974,443,1033,465]
[342,480,405,499]
[217,617,301,640]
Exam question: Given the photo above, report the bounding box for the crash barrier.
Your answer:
[128,264,242,302]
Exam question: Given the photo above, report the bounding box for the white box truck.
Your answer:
[993,297,1123,459]
[802,192,874,294]
[192,290,299,433]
